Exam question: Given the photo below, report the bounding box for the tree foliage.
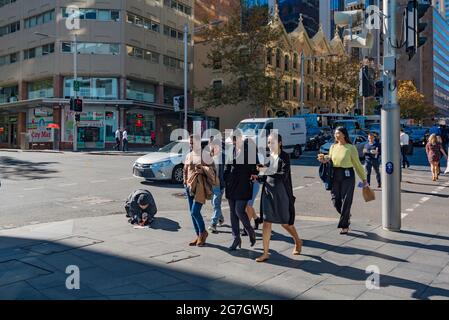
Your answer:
[398,80,437,122]
[195,7,287,114]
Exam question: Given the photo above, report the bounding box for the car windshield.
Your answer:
[369,124,380,130]
[159,141,189,154]
[236,122,265,134]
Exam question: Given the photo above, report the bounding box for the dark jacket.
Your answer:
[224,140,258,200]
[259,151,296,225]
[319,160,334,191]
[125,189,157,222]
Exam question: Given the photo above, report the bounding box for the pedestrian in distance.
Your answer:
[115,128,121,151]
[207,136,226,234]
[253,133,302,263]
[400,129,411,169]
[184,135,219,247]
[122,128,129,152]
[223,131,257,251]
[125,189,157,227]
[426,134,448,181]
[363,132,381,188]
[318,127,368,235]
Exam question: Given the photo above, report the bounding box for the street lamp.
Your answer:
[35,32,79,151]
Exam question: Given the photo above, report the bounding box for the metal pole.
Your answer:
[381,0,401,231]
[184,24,188,131]
[363,96,366,116]
[73,33,78,152]
[377,0,381,70]
[300,52,305,114]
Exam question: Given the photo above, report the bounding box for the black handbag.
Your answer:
[319,160,334,191]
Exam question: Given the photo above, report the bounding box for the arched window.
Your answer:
[293,53,298,69]
[276,49,281,68]
[266,48,272,65]
[293,80,298,97]
[284,55,289,71]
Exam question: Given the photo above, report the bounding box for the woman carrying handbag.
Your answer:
[318,127,368,235]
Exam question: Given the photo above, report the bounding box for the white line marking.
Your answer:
[413,203,421,208]
[58,183,78,187]
[406,209,414,212]
[90,180,108,184]
[437,186,445,190]
[24,187,44,191]
[296,215,339,222]
[419,197,430,203]
[401,213,408,219]
[432,191,438,194]
[294,186,305,190]
[119,177,135,181]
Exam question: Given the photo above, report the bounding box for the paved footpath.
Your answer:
[1,207,449,300]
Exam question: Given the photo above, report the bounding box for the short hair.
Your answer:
[137,194,150,206]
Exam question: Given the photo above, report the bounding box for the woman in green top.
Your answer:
[318,127,367,234]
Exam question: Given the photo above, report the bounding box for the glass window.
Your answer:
[64,77,118,99]
[151,22,160,32]
[62,42,72,52]
[126,80,156,102]
[9,52,17,63]
[85,9,97,19]
[111,10,120,21]
[28,79,54,99]
[127,13,135,24]
[98,10,110,21]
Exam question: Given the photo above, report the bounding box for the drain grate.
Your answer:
[22,236,103,255]
[149,250,199,264]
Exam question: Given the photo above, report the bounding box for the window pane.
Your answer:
[62,42,72,52]
[85,9,96,20]
[111,10,120,21]
[98,10,110,21]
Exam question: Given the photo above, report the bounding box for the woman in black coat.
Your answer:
[224,134,257,250]
[254,133,302,262]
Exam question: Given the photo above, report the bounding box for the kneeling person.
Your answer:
[125,189,157,226]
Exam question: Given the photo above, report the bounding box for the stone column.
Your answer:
[53,75,64,98]
[19,82,28,101]
[17,112,27,149]
[156,83,164,104]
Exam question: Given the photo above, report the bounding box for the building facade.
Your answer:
[397,6,449,116]
[194,5,347,131]
[0,0,197,150]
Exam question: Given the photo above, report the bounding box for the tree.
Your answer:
[321,56,360,112]
[195,6,288,115]
[398,80,437,122]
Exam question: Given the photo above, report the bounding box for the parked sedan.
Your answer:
[133,139,209,184]
[319,134,368,159]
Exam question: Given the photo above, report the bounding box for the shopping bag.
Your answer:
[362,186,375,202]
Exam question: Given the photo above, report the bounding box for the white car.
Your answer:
[133,139,209,184]
[319,134,368,160]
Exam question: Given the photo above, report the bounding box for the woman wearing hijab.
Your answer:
[254,133,302,263]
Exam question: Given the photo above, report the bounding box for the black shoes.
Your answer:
[229,238,242,251]
[254,218,263,230]
[249,230,256,247]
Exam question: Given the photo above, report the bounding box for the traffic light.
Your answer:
[75,113,81,122]
[74,98,83,112]
[405,0,430,60]
[374,80,383,101]
[362,66,375,97]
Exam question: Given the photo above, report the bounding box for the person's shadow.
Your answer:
[151,217,181,232]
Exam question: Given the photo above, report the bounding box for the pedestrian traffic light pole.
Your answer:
[73,33,78,152]
[184,24,189,132]
[381,0,401,231]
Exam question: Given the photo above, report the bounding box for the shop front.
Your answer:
[0,113,19,148]
[27,107,54,149]
[61,105,119,150]
[125,109,156,146]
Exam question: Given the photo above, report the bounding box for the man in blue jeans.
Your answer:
[208,137,225,234]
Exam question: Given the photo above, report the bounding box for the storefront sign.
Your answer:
[28,108,54,142]
[34,108,53,117]
[78,120,104,127]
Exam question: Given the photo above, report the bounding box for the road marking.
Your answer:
[432,191,438,194]
[293,186,305,190]
[419,197,430,203]
[413,203,421,208]
[90,180,108,184]
[406,208,414,212]
[24,187,44,191]
[401,213,408,219]
[119,177,135,181]
[296,215,339,222]
[437,186,445,190]
[58,183,78,187]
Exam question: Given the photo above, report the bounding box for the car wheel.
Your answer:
[291,145,302,159]
[171,165,184,184]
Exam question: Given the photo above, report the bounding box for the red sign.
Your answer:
[135,120,143,128]
[0,127,4,133]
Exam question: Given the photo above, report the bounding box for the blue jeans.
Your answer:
[185,187,205,235]
[211,186,224,226]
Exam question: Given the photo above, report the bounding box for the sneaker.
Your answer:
[218,218,225,226]
[208,224,218,234]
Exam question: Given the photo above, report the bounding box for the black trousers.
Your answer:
[331,168,355,229]
[365,159,381,186]
[401,146,410,168]
[228,199,254,241]
[115,138,121,151]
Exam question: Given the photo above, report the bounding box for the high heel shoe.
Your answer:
[254,218,262,230]
[229,238,242,251]
[249,230,256,247]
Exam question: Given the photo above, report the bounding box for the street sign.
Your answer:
[74,80,80,92]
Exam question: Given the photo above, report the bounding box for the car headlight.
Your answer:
[151,160,172,169]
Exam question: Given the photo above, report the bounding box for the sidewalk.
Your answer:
[1,211,449,300]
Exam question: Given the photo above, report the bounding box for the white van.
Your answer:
[235,118,307,159]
